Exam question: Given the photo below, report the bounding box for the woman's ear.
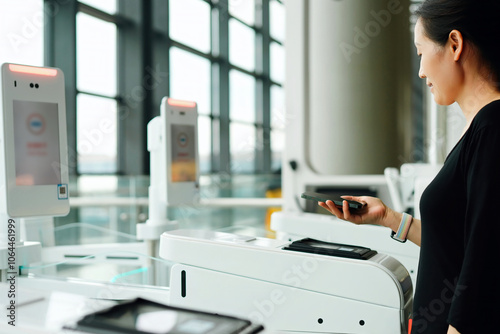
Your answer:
[449,29,464,61]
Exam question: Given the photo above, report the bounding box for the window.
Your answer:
[169,0,211,54]
[229,19,256,72]
[270,42,285,84]
[229,0,255,26]
[76,94,117,173]
[76,13,117,96]
[46,0,285,176]
[229,70,256,123]
[76,2,118,174]
[270,0,285,42]
[229,70,256,172]
[230,123,256,173]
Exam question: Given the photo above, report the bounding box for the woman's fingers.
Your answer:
[318,201,330,213]
[325,200,345,219]
[343,200,351,220]
[318,201,335,215]
[319,199,361,223]
[319,198,367,224]
[320,195,387,227]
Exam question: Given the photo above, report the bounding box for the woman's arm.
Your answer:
[448,325,460,334]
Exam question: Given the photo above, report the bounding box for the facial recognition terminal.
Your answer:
[137,97,199,241]
[0,63,70,281]
[156,97,199,206]
[0,63,69,218]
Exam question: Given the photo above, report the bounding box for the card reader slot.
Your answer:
[283,238,377,260]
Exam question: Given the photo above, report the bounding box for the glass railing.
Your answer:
[20,173,282,290]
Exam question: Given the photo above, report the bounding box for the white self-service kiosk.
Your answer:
[160,229,413,334]
[0,63,70,281]
[137,97,199,242]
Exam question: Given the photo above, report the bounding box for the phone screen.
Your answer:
[301,191,365,210]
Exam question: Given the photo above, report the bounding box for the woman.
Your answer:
[319,0,500,333]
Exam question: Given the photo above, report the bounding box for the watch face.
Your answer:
[391,231,407,243]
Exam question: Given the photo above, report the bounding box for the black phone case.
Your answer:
[301,191,364,210]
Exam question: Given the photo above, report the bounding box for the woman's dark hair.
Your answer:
[415,0,500,87]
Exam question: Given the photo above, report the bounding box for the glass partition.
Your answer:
[20,174,280,289]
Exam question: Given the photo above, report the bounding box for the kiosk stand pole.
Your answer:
[136,116,178,284]
[0,213,41,282]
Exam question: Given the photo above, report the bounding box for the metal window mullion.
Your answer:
[170,39,212,60]
[117,0,149,175]
[151,0,169,121]
[44,0,78,176]
[143,0,154,173]
[212,1,231,175]
[255,0,271,173]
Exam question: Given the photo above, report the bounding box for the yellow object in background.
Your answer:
[265,187,282,238]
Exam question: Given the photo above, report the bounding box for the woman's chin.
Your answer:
[432,93,454,106]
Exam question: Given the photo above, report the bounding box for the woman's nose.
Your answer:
[418,63,426,79]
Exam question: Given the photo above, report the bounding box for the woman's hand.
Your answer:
[319,195,421,246]
[318,196,394,228]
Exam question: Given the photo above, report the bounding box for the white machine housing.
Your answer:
[160,229,413,333]
[0,63,70,217]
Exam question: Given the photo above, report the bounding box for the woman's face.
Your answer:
[414,19,462,105]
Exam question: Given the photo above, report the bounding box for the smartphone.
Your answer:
[301,191,365,211]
